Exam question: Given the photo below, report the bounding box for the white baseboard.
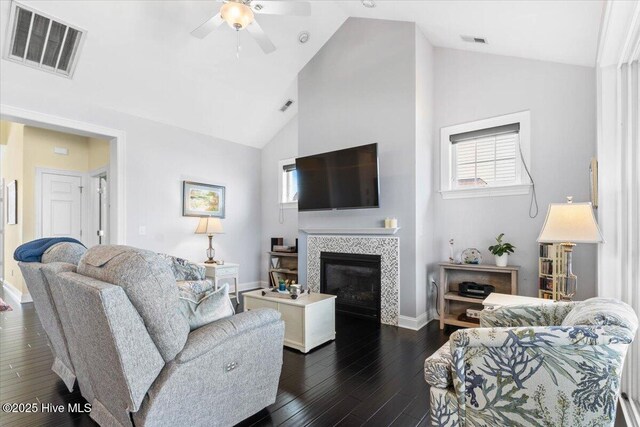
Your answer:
[398,312,430,331]
[621,396,640,427]
[2,280,32,304]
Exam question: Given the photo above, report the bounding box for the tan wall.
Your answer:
[1,122,26,296]
[1,124,109,300]
[23,127,93,243]
[0,120,10,146]
[88,137,110,170]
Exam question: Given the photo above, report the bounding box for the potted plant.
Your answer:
[488,233,515,267]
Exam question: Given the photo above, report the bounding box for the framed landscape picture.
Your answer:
[183,181,225,218]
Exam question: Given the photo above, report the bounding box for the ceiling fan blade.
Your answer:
[246,20,276,54]
[191,13,224,39]
[251,1,311,16]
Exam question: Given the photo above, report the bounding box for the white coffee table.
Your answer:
[483,293,554,308]
[243,289,336,353]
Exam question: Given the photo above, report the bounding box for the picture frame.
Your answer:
[182,181,226,218]
[6,180,17,225]
[590,157,598,209]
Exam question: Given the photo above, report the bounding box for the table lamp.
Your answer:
[537,197,603,301]
[195,217,224,264]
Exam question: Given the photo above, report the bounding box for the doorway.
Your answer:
[36,169,85,242]
[88,168,108,246]
[0,106,125,304]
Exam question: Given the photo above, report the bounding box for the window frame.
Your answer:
[278,158,298,208]
[440,111,532,199]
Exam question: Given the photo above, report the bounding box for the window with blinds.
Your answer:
[451,123,520,189]
[4,3,84,78]
[281,162,298,204]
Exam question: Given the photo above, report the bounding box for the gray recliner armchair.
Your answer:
[18,242,95,400]
[52,245,285,427]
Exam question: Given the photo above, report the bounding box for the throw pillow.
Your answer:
[178,283,235,330]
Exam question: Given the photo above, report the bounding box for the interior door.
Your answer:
[41,173,83,241]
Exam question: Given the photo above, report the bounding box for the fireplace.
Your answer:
[320,252,381,322]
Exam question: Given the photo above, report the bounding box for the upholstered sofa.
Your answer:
[46,245,284,427]
[19,243,220,404]
[424,298,638,427]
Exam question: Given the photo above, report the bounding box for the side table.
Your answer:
[200,262,240,306]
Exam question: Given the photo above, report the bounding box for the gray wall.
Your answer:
[261,116,299,283]
[415,29,437,321]
[297,17,420,317]
[0,86,264,287]
[432,48,598,300]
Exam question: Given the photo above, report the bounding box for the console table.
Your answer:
[439,263,518,329]
[243,289,336,353]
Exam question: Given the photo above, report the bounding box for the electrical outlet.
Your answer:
[138,226,146,235]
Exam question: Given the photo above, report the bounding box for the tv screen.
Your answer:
[296,143,379,211]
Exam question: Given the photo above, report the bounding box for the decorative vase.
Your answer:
[495,254,508,267]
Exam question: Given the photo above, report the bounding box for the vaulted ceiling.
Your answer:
[0,1,603,148]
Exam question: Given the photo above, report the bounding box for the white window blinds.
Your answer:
[451,124,520,188]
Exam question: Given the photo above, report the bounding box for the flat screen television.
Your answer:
[296,143,379,211]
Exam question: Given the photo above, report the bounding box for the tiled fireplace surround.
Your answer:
[306,235,400,326]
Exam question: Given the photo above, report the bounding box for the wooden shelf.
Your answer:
[443,313,479,328]
[269,252,298,257]
[269,268,298,274]
[438,262,520,272]
[439,263,518,330]
[444,292,486,304]
[268,249,299,286]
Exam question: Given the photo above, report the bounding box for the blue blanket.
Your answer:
[14,238,85,263]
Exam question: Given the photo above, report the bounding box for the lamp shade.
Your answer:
[195,217,224,235]
[220,1,254,30]
[537,202,603,243]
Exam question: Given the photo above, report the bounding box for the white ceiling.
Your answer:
[0,1,603,148]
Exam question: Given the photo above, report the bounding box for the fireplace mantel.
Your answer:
[300,227,401,235]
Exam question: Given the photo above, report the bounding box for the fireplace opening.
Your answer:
[320,252,381,322]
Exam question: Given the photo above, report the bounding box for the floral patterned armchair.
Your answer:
[424,298,638,427]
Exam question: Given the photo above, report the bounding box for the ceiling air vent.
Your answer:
[4,2,86,78]
[461,35,488,44]
[280,99,294,112]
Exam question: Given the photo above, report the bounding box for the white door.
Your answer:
[41,173,83,241]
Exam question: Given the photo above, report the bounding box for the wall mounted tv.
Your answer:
[296,143,380,211]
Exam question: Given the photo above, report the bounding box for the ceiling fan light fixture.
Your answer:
[221,1,255,30]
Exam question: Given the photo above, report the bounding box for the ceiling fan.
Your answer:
[191,0,312,55]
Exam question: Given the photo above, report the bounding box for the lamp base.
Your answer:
[559,242,578,301]
[204,259,216,264]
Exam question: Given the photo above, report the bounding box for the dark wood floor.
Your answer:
[0,289,628,427]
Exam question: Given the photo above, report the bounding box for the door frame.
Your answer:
[0,104,126,244]
[87,166,108,247]
[34,168,88,244]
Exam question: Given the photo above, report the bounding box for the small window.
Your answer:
[440,112,531,199]
[453,125,520,189]
[279,158,298,206]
